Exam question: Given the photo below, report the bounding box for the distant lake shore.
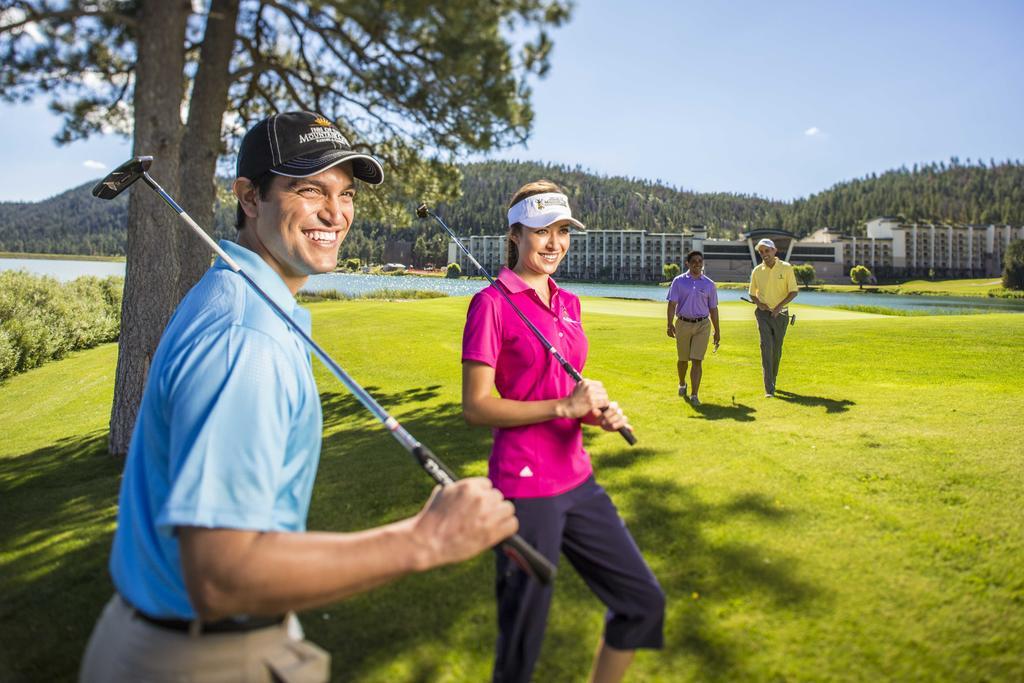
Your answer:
[0,251,125,262]
[3,255,1023,314]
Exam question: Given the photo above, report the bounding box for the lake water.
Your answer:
[1,257,126,281]
[4,257,1023,315]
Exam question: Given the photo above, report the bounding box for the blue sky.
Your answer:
[2,0,1022,203]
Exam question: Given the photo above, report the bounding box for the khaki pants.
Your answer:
[674,318,711,361]
[79,595,330,682]
[755,308,789,394]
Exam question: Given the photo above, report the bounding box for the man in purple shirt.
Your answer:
[666,251,721,406]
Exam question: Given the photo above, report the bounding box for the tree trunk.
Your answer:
[108,0,191,456]
[177,0,241,299]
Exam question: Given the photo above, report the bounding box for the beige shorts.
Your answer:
[675,317,711,361]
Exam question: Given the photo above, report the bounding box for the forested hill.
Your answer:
[779,159,1024,233]
[1,158,1021,257]
[430,161,785,238]
[0,182,131,255]
[0,181,236,256]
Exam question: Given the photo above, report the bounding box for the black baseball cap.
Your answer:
[237,111,384,185]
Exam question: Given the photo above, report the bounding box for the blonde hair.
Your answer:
[505,179,566,269]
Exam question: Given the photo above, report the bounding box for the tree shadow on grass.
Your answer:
[308,383,828,683]
[773,389,855,414]
[306,384,500,681]
[561,448,828,681]
[0,431,121,682]
[318,385,444,433]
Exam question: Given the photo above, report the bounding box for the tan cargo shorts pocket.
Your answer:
[264,639,330,683]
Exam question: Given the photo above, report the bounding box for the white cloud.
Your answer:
[804,127,822,137]
[83,160,107,170]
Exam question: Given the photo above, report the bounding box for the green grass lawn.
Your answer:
[2,299,1023,681]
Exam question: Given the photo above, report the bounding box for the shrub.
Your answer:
[446,262,461,279]
[0,271,123,381]
[0,327,17,379]
[793,264,816,289]
[662,263,681,281]
[1002,239,1024,290]
[850,265,872,290]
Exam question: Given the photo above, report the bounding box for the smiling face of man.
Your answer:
[757,245,777,266]
[234,162,355,293]
[686,254,704,276]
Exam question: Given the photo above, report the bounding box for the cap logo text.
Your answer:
[297,126,349,146]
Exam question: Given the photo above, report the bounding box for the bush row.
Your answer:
[0,271,123,381]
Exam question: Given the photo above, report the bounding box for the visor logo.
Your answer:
[533,195,569,211]
[313,116,332,127]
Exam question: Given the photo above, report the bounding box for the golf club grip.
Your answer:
[502,534,556,584]
[618,425,637,445]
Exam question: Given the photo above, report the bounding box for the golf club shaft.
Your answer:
[418,206,636,446]
[138,172,555,584]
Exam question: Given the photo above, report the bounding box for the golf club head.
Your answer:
[92,156,154,200]
[415,202,430,219]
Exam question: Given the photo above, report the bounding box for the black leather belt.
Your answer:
[678,316,708,323]
[126,599,285,634]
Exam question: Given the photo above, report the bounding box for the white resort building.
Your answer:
[447,218,1023,283]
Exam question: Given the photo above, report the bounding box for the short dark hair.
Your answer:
[235,172,277,229]
[685,250,704,263]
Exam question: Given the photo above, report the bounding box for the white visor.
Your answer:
[507,193,586,232]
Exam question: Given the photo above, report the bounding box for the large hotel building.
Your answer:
[447,217,1023,283]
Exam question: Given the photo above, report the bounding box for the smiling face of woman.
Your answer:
[510,220,572,282]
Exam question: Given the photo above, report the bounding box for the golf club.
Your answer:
[740,296,796,326]
[416,203,637,446]
[93,156,555,585]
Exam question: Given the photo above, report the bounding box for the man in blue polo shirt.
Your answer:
[666,250,721,406]
[80,112,518,682]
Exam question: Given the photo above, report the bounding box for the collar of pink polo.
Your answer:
[497,266,561,299]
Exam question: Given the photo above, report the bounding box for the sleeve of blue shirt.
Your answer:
[157,325,298,534]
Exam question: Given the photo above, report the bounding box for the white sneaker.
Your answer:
[765,392,774,398]
[678,384,687,398]
[690,395,701,406]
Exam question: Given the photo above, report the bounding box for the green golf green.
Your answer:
[1,298,1022,681]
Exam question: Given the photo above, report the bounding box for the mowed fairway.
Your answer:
[1,298,1022,681]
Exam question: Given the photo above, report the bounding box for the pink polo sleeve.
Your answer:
[462,290,502,367]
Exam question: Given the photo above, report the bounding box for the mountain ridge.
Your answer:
[1,158,1021,259]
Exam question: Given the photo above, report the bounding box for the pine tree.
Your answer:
[2,0,572,454]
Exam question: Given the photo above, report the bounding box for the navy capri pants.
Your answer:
[493,476,665,683]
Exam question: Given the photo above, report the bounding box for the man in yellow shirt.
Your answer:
[748,238,798,397]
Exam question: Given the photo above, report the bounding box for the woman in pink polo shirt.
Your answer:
[462,180,665,683]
